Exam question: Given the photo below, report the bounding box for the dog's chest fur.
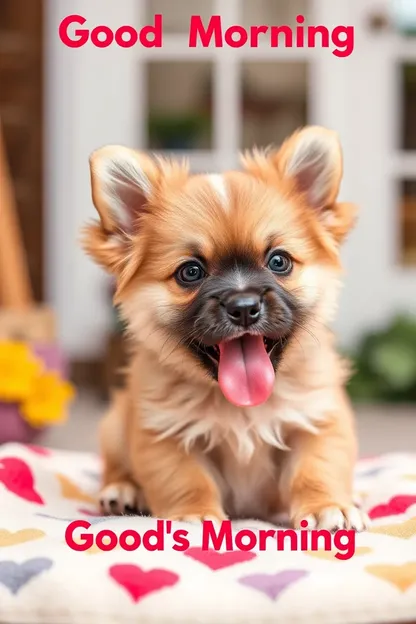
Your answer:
[202,442,279,519]
[139,366,336,518]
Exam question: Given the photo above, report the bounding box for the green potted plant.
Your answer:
[347,314,416,403]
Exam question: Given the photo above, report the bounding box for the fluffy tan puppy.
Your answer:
[83,126,370,531]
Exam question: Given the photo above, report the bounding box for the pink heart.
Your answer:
[77,508,102,517]
[369,495,416,519]
[184,547,256,570]
[0,457,44,504]
[25,445,51,457]
[109,564,179,603]
[239,570,309,601]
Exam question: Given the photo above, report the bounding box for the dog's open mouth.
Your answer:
[194,335,286,408]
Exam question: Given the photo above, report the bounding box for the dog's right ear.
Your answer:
[82,146,159,277]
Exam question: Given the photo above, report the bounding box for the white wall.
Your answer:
[45,0,142,358]
[315,0,416,346]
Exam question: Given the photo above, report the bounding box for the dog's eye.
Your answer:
[267,251,293,275]
[175,262,206,286]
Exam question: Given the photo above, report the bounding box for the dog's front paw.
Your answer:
[99,481,147,515]
[293,505,371,532]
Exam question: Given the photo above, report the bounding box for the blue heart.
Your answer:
[83,470,100,482]
[356,467,384,478]
[0,558,53,594]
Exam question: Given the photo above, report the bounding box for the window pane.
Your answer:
[401,64,416,150]
[242,0,310,30]
[391,0,416,36]
[401,180,416,265]
[241,62,308,150]
[147,62,213,151]
[147,0,213,34]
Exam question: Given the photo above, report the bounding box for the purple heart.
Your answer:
[0,558,53,594]
[239,569,309,601]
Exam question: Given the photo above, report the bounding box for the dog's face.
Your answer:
[84,127,357,408]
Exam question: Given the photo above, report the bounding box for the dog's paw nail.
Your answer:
[124,505,137,514]
[98,482,143,516]
[302,514,317,530]
[298,505,371,532]
[319,508,345,531]
[347,506,371,531]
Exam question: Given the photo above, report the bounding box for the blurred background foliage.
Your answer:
[347,315,416,403]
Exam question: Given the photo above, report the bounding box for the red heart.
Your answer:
[0,457,44,504]
[184,547,256,570]
[109,565,179,603]
[369,495,416,519]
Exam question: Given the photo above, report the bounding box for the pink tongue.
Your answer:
[218,335,275,407]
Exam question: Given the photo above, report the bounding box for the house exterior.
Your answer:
[46,0,416,357]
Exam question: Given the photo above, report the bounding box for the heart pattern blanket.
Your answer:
[0,442,416,623]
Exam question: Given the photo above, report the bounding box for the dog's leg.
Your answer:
[98,391,147,515]
[279,404,370,532]
[128,426,226,522]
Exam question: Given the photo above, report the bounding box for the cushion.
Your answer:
[0,443,416,624]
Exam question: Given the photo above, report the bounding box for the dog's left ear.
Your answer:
[276,126,357,241]
[277,126,342,210]
[244,126,357,242]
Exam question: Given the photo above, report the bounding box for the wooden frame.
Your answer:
[0,0,44,302]
[0,119,54,342]
[0,122,33,308]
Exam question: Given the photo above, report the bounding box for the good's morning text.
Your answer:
[66,519,356,560]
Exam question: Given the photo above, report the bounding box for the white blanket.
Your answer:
[0,443,416,623]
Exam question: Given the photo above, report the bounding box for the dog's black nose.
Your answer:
[225,292,262,327]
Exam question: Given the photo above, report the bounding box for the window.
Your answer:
[400,180,416,264]
[147,0,213,34]
[146,62,213,151]
[241,62,309,150]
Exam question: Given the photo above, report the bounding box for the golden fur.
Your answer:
[82,126,369,530]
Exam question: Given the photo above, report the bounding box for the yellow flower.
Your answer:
[0,341,42,402]
[21,372,75,428]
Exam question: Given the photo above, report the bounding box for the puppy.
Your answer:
[83,126,370,531]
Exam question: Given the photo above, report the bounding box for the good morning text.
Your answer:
[66,519,356,560]
[59,14,355,58]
